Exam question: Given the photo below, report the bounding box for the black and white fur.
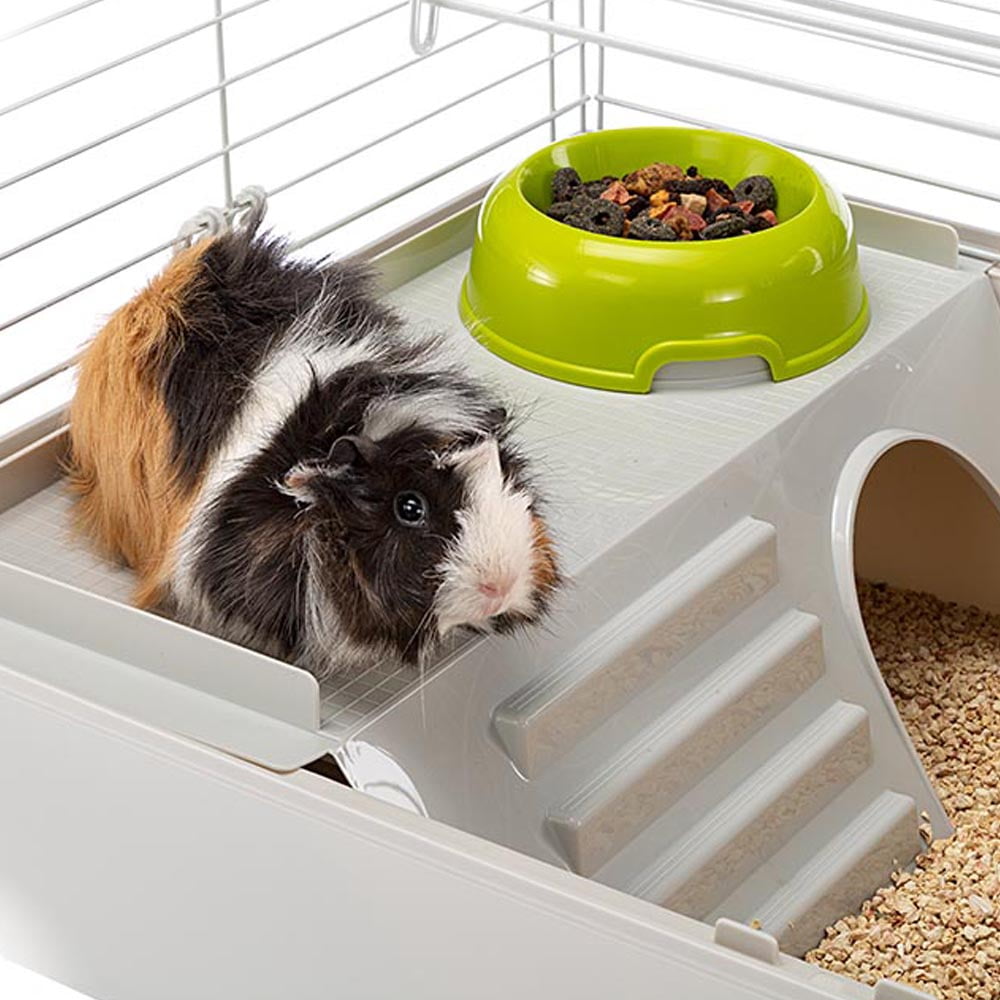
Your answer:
[105,218,559,679]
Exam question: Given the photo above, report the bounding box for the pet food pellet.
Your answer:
[551,166,581,202]
[745,213,775,233]
[545,200,577,222]
[626,212,678,241]
[702,216,750,240]
[733,174,777,213]
[564,198,626,237]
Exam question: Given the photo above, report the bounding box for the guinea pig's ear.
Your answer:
[485,405,508,431]
[279,435,376,506]
[328,434,375,468]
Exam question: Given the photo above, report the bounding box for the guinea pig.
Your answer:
[67,212,559,680]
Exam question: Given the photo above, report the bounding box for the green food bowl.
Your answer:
[459,127,870,392]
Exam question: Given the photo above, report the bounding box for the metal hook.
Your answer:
[409,0,439,55]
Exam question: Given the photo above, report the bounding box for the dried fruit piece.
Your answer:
[664,204,707,233]
[705,187,730,214]
[600,180,631,205]
[623,162,685,196]
[679,193,708,216]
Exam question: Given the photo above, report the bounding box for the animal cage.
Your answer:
[1,1,1000,998]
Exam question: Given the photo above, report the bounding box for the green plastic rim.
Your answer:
[460,127,871,393]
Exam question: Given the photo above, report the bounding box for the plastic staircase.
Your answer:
[486,516,923,955]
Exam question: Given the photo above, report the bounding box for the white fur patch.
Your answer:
[170,309,384,613]
[363,388,490,441]
[434,439,538,635]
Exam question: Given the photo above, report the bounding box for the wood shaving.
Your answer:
[805,581,1000,998]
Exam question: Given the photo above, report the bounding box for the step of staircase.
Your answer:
[546,609,825,876]
[731,788,920,957]
[494,517,778,777]
[624,701,872,918]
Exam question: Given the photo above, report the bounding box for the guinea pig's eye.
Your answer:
[394,491,428,527]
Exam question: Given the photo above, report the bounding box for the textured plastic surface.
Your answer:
[460,128,870,391]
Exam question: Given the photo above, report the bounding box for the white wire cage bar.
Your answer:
[1,0,999,424]
[660,0,1000,77]
[408,0,1000,258]
[0,4,573,270]
[413,1,1000,143]
[0,0,583,412]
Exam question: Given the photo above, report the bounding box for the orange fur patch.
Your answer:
[531,514,559,593]
[67,241,211,608]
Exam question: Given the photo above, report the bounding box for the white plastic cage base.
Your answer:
[0,210,996,975]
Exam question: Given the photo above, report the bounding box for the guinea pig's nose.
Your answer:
[478,577,514,615]
[478,579,512,600]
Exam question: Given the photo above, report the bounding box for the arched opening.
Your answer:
[653,356,770,389]
[809,441,1000,991]
[854,439,1000,611]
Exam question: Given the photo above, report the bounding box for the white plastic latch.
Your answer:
[988,263,1000,306]
[232,185,267,229]
[174,205,227,254]
[713,918,780,964]
[174,188,269,255]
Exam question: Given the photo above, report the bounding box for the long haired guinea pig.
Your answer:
[67,214,559,679]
